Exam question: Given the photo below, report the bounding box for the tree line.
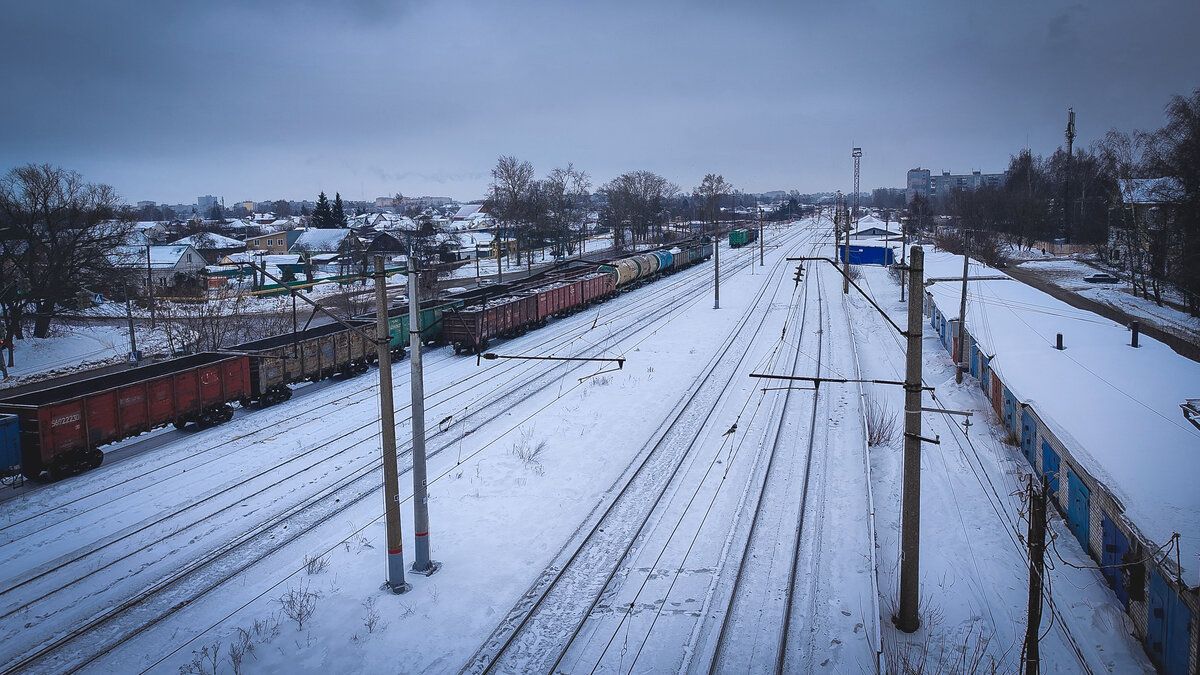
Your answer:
[920,89,1200,315]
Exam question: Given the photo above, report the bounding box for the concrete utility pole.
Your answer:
[1023,475,1048,675]
[407,264,437,575]
[122,281,138,364]
[373,256,410,594]
[841,196,850,295]
[713,219,721,310]
[758,206,764,266]
[900,214,909,302]
[956,230,971,384]
[896,246,925,632]
[495,241,503,284]
[146,243,155,328]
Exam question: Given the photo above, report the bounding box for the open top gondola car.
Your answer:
[354,299,464,359]
[225,319,377,406]
[0,353,252,480]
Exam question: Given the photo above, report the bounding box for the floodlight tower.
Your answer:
[852,147,863,220]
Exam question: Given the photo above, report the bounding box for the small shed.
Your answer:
[838,244,896,266]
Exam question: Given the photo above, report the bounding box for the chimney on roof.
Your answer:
[1130,321,1140,348]
[1056,333,1064,350]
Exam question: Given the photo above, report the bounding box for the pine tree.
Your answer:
[313,191,333,228]
[332,192,347,227]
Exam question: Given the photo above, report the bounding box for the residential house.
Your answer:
[171,232,246,264]
[245,230,303,255]
[110,244,206,288]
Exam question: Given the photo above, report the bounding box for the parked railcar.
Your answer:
[443,294,539,354]
[0,414,19,478]
[354,299,464,358]
[225,320,376,406]
[0,353,252,480]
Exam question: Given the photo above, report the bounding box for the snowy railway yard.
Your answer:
[0,218,1163,673]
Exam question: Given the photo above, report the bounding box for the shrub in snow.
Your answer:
[277,583,320,631]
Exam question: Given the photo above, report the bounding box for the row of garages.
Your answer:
[925,276,1198,675]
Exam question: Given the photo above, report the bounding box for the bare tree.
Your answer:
[694,173,732,237]
[488,156,535,265]
[0,164,134,338]
[600,170,678,251]
[1144,89,1200,315]
[543,164,591,256]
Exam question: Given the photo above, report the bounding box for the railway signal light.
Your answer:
[793,265,804,286]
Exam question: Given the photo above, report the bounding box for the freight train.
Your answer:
[0,241,712,481]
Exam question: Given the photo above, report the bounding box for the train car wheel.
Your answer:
[173,418,188,430]
[218,405,234,423]
[87,449,104,470]
[49,454,72,481]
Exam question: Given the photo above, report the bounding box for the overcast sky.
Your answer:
[2,1,1197,205]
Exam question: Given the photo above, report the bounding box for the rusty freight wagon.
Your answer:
[443,294,540,354]
[0,353,252,480]
[225,320,377,406]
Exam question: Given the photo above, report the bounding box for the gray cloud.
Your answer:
[2,0,1198,204]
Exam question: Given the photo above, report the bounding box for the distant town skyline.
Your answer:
[3,1,1197,205]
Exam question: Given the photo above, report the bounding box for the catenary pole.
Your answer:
[759,206,764,266]
[1023,474,1047,674]
[896,246,925,632]
[374,256,410,593]
[956,230,970,384]
[842,197,850,295]
[713,216,721,309]
[122,281,138,363]
[408,263,437,574]
[900,214,908,302]
[146,243,155,328]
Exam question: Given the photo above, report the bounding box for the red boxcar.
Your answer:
[0,353,251,479]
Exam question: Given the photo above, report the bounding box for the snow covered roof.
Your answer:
[1119,177,1183,205]
[110,244,200,269]
[925,266,1200,583]
[171,232,245,248]
[219,252,301,265]
[291,228,355,252]
[453,204,485,220]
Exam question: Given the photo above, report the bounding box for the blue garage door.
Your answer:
[1041,441,1060,499]
[1146,570,1193,675]
[1100,513,1130,606]
[1020,409,1035,467]
[1066,469,1091,551]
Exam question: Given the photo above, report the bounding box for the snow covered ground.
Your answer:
[0,218,1153,673]
[1015,256,1200,342]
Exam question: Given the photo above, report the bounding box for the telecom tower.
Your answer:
[1064,108,1075,243]
[852,147,862,220]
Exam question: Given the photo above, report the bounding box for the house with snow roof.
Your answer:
[290,228,362,257]
[244,230,303,255]
[170,232,246,264]
[110,244,207,288]
[851,214,899,239]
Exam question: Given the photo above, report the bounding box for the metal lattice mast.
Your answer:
[852,147,862,220]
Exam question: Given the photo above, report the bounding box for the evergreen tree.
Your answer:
[312,191,333,228]
[332,192,347,227]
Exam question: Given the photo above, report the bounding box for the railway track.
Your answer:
[0,231,794,674]
[0,243,732,544]
[459,225,824,674]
